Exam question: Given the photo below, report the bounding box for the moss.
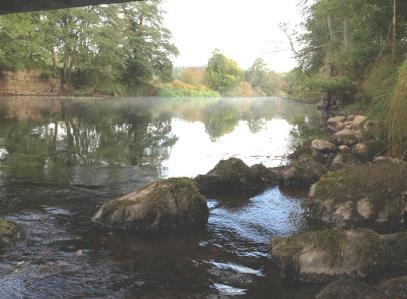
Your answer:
[99,177,204,215]
[209,158,252,178]
[308,229,346,266]
[355,229,392,265]
[312,161,407,204]
[273,229,347,267]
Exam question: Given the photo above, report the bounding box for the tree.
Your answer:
[245,58,284,96]
[205,49,243,94]
[0,0,178,95]
[121,1,178,88]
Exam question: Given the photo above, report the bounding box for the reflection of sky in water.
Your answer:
[163,118,292,177]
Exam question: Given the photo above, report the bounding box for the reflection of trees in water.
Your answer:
[202,102,239,141]
[0,100,178,178]
[0,97,320,177]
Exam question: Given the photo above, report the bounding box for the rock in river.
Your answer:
[92,177,209,232]
[270,154,328,187]
[0,219,23,249]
[271,228,406,283]
[307,160,407,232]
[194,158,267,195]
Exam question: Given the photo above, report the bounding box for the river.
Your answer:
[0,97,321,298]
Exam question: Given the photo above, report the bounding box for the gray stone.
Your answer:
[92,177,209,232]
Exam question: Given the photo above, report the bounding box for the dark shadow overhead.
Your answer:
[0,0,139,15]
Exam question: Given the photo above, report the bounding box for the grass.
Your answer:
[388,59,407,158]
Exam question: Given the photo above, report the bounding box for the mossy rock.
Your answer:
[308,160,407,232]
[270,228,402,283]
[351,140,386,162]
[0,219,24,249]
[194,158,267,195]
[270,154,328,187]
[92,177,209,233]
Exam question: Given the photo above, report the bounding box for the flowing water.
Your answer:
[0,97,321,298]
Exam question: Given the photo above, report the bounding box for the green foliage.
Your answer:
[205,50,243,94]
[0,1,178,95]
[158,80,219,97]
[245,58,285,96]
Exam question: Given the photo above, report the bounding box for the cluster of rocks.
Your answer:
[269,114,407,297]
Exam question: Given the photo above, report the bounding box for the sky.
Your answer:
[163,0,303,73]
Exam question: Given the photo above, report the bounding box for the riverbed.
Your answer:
[0,97,321,298]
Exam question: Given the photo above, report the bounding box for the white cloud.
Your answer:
[163,0,302,72]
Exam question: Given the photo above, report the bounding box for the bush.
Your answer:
[158,80,220,97]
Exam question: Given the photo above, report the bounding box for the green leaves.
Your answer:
[0,1,178,95]
[205,50,243,94]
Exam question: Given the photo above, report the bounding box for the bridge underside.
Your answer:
[0,0,137,15]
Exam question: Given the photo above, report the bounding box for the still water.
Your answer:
[0,97,320,298]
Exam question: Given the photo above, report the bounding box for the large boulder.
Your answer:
[307,160,407,232]
[311,139,337,153]
[92,178,209,232]
[270,228,406,283]
[270,154,327,187]
[194,158,267,195]
[0,219,23,249]
[332,128,362,146]
[351,140,385,162]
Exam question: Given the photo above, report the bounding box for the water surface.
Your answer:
[0,97,320,298]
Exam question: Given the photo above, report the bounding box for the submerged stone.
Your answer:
[194,158,267,195]
[270,228,405,283]
[0,219,23,249]
[92,177,209,232]
[307,160,407,232]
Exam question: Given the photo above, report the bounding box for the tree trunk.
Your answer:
[343,17,352,49]
[327,15,334,40]
[391,0,397,63]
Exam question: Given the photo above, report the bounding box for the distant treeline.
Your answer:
[161,51,286,97]
[0,1,285,97]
